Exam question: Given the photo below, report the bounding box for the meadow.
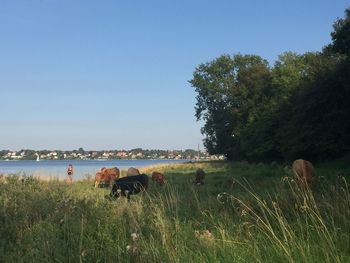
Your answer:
[0,160,349,263]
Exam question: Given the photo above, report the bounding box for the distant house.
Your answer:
[136,152,144,158]
[102,152,110,158]
[175,154,182,159]
[117,151,127,157]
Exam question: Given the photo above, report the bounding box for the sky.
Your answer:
[0,0,349,151]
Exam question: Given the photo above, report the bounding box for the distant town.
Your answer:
[0,148,225,161]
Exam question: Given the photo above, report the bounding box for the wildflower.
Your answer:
[241,208,247,217]
[126,245,138,253]
[131,233,139,241]
[216,192,228,204]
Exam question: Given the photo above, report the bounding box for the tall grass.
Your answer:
[0,161,349,262]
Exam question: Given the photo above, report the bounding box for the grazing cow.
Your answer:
[127,167,140,176]
[292,159,315,186]
[108,174,148,200]
[194,168,205,185]
[95,167,120,188]
[151,171,165,186]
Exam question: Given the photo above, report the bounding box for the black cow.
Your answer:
[194,168,205,185]
[107,174,148,200]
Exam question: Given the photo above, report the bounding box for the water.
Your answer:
[0,159,189,180]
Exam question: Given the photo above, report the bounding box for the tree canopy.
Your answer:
[189,54,271,159]
[190,7,350,162]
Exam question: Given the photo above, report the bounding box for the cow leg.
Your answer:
[124,190,130,201]
[109,191,116,199]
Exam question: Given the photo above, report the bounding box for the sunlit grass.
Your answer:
[0,161,349,262]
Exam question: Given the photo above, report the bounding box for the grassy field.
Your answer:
[1,160,349,263]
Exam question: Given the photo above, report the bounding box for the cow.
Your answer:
[95,167,120,188]
[194,168,205,185]
[151,171,165,186]
[127,167,140,176]
[292,159,315,186]
[108,174,149,200]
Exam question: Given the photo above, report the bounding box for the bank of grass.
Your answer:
[0,161,349,262]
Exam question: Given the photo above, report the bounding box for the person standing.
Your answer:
[67,164,74,184]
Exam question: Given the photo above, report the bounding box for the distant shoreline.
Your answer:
[0,158,193,161]
[0,159,194,180]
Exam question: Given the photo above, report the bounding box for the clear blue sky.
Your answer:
[0,0,348,151]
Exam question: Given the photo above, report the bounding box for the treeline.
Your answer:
[190,8,350,162]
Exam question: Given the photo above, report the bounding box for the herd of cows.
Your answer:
[93,166,206,200]
[93,159,315,201]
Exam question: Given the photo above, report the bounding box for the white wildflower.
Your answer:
[131,233,139,241]
[126,245,137,253]
[241,208,248,217]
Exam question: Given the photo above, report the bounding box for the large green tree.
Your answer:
[190,54,272,159]
[239,52,335,161]
[191,7,350,162]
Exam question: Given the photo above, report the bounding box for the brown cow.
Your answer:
[151,171,165,186]
[127,167,140,176]
[292,159,315,186]
[95,167,120,188]
[194,168,205,185]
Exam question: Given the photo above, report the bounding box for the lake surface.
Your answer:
[0,159,189,180]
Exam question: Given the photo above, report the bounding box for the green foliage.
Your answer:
[189,54,272,159]
[191,7,350,162]
[330,8,350,56]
